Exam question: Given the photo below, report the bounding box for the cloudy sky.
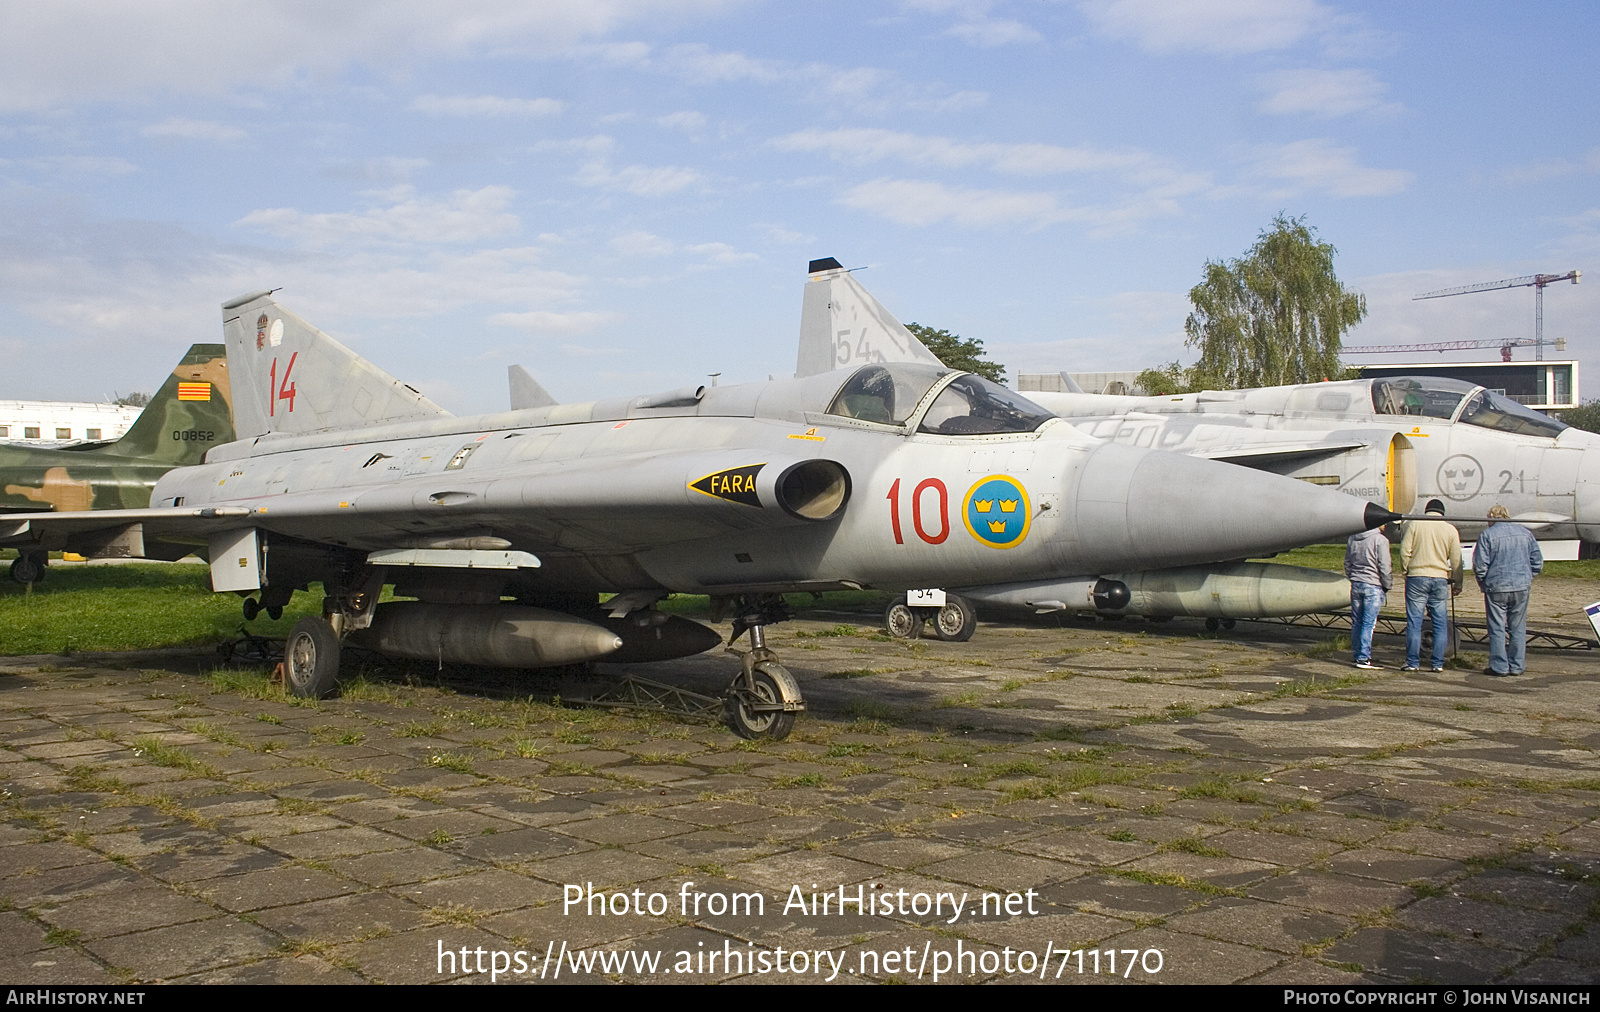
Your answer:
[2,1,1596,411]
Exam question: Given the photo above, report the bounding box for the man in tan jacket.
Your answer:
[1400,498,1463,672]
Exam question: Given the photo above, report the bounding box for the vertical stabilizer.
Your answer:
[221,291,450,438]
[509,365,558,409]
[91,344,235,465]
[795,258,946,377]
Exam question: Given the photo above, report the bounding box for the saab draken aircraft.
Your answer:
[1,288,1397,738]
[795,258,1600,635]
[2,344,234,583]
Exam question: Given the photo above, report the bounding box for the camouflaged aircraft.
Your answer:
[2,344,234,583]
[796,258,1600,635]
[1,290,1397,739]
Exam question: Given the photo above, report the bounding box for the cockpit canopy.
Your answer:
[825,363,1054,434]
[1372,376,1566,438]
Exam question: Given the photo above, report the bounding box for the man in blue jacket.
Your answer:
[1474,504,1544,677]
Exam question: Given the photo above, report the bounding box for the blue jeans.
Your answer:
[1405,576,1449,669]
[1484,589,1530,674]
[1350,582,1384,664]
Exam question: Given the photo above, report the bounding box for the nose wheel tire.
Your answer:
[284,617,341,699]
[727,665,797,741]
[932,595,976,642]
[884,599,922,639]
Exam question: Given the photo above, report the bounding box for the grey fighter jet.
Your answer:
[797,258,1600,633]
[2,289,1395,738]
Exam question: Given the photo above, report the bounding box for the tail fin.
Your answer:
[795,257,946,378]
[89,344,236,466]
[221,290,451,438]
[509,365,557,409]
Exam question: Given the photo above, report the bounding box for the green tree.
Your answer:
[1558,401,1600,433]
[906,323,1006,383]
[1184,214,1366,389]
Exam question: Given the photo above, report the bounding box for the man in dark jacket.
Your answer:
[1474,504,1543,676]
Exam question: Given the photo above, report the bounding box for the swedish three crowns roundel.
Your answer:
[963,474,1031,549]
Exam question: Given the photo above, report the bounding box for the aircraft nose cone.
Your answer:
[1070,443,1377,572]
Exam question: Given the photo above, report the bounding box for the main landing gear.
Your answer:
[883,593,977,642]
[278,570,382,700]
[724,595,805,740]
[9,550,47,586]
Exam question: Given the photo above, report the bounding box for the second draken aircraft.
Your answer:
[797,257,1600,635]
[3,285,1397,738]
[2,344,234,583]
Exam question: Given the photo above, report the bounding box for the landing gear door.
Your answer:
[906,588,946,607]
[210,528,262,592]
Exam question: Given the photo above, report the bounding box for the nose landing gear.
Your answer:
[724,595,805,740]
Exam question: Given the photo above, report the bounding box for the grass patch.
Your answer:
[397,721,448,739]
[843,699,899,723]
[131,735,217,777]
[0,563,321,653]
[1160,835,1227,857]
[773,772,828,788]
[427,751,476,774]
[65,765,127,794]
[1178,777,1262,804]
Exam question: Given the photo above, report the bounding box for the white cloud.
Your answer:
[411,94,565,118]
[573,162,699,196]
[684,241,758,264]
[655,110,707,131]
[754,222,817,245]
[489,310,624,334]
[946,18,1041,46]
[611,230,675,257]
[236,185,520,246]
[773,127,1149,176]
[1079,0,1329,55]
[0,2,740,111]
[630,42,985,115]
[1500,148,1600,186]
[1248,139,1411,197]
[140,117,247,141]
[839,177,1187,234]
[532,135,619,157]
[840,178,1069,228]
[609,231,757,263]
[318,157,432,183]
[1,155,137,176]
[559,343,625,356]
[1257,68,1398,118]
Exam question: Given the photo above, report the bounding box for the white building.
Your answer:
[0,400,143,445]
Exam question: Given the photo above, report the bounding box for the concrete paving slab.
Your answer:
[6,593,1600,984]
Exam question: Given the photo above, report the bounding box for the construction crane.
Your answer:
[1343,336,1546,362]
[1412,270,1580,361]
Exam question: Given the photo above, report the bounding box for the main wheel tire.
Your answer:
[1204,617,1221,632]
[932,594,977,642]
[242,597,262,620]
[728,665,796,741]
[284,617,341,699]
[10,552,45,585]
[884,598,922,639]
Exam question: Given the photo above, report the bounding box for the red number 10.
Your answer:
[886,477,949,545]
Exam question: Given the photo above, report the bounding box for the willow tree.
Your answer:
[1184,215,1366,389]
